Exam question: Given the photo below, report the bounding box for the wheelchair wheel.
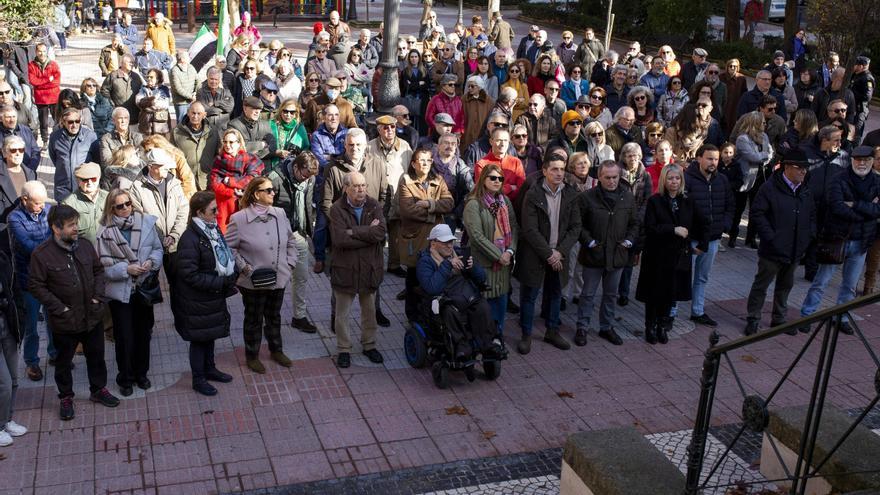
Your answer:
[464,365,476,382]
[432,362,450,389]
[404,327,428,369]
[483,360,501,381]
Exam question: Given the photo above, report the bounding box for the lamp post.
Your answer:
[457,0,463,24]
[375,0,401,113]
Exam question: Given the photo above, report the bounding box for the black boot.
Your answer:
[658,317,671,344]
[645,321,657,345]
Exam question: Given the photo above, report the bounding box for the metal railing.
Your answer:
[684,292,880,494]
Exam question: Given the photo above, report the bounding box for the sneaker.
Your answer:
[574,328,587,347]
[246,357,266,374]
[4,421,27,437]
[598,328,623,345]
[337,352,351,368]
[59,398,75,420]
[89,388,120,408]
[205,368,234,383]
[516,336,532,355]
[0,430,12,447]
[270,351,292,367]
[363,349,384,364]
[192,380,218,396]
[690,313,719,327]
[291,316,318,333]
[376,310,391,328]
[26,365,43,381]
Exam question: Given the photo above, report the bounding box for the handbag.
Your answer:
[248,216,281,289]
[135,270,163,305]
[816,235,847,265]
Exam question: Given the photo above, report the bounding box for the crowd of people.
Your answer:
[0,4,878,448]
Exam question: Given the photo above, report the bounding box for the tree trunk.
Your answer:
[783,0,799,42]
[228,0,241,32]
[724,0,740,42]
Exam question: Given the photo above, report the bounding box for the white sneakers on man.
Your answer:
[0,421,27,445]
[0,430,11,447]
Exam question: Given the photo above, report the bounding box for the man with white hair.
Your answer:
[368,115,412,277]
[99,107,143,166]
[197,67,235,129]
[49,108,98,202]
[99,33,131,77]
[604,106,644,157]
[0,82,35,137]
[515,93,556,148]
[8,180,52,380]
[0,105,39,172]
[101,54,143,120]
[354,29,379,70]
[169,50,199,122]
[525,30,548,64]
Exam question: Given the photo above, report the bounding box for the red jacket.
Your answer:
[744,0,763,22]
[474,152,526,202]
[425,92,465,135]
[210,150,264,200]
[28,60,61,106]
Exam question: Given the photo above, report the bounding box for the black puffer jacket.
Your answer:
[751,170,816,264]
[823,167,880,243]
[801,140,848,224]
[172,222,239,342]
[684,164,734,246]
[0,249,22,343]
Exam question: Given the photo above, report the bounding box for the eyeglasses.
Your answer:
[671,81,682,85]
[634,95,647,101]
[832,108,847,114]
[114,201,132,210]
[589,132,604,137]
[443,82,455,87]
[571,69,581,74]
[512,134,527,139]
[257,188,276,194]
[264,90,278,95]
[78,176,98,183]
[486,175,504,182]
[590,94,603,100]
[0,90,10,95]
[706,71,719,75]
[281,109,296,115]
[308,78,320,82]
[65,120,81,125]
[85,83,97,88]
[281,53,292,58]
[567,121,583,127]
[7,147,24,154]
[546,87,560,92]
[442,48,453,52]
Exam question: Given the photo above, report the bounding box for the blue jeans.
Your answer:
[800,240,868,317]
[487,295,508,336]
[313,172,327,262]
[22,290,56,367]
[519,270,562,336]
[691,239,720,316]
[174,104,190,123]
[618,265,634,298]
[577,266,623,331]
[56,32,67,50]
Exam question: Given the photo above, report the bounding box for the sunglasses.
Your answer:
[567,121,583,127]
[589,132,604,137]
[281,109,296,115]
[282,53,291,57]
[78,176,98,183]
[512,134,527,139]
[486,175,504,182]
[492,123,509,128]
[576,104,590,110]
[509,69,520,73]
[634,95,647,101]
[0,90,10,95]
[7,147,24,154]
[245,67,257,71]
[257,188,276,194]
[85,83,97,88]
[114,201,132,210]
[671,81,682,85]
[590,94,603,100]
[696,103,709,109]
[707,71,719,75]
[308,78,320,82]
[223,139,239,144]
[379,123,397,129]
[649,133,663,137]
[65,120,81,125]
[832,108,847,114]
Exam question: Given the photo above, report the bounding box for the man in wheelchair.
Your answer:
[416,224,504,360]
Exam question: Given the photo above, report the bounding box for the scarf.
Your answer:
[98,212,145,283]
[276,118,299,150]
[193,217,235,276]
[466,59,478,74]
[483,192,511,270]
[432,149,456,192]
[589,104,605,120]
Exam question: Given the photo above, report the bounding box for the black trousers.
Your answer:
[746,256,797,324]
[405,268,420,321]
[240,287,285,357]
[745,175,767,243]
[52,323,107,398]
[729,191,749,240]
[163,251,178,301]
[37,104,53,141]
[440,299,495,352]
[189,340,216,382]
[109,299,155,387]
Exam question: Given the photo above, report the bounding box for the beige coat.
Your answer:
[226,206,298,290]
[397,173,454,267]
[128,171,189,253]
[367,136,412,219]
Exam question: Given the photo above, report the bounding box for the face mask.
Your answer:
[326,89,339,100]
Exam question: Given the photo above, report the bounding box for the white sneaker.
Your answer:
[0,430,12,447]
[5,421,27,437]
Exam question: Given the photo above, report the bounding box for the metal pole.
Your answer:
[187,0,195,32]
[348,0,358,21]
[604,0,613,50]
[376,0,401,113]
[684,332,721,494]
[366,0,370,23]
[458,0,463,25]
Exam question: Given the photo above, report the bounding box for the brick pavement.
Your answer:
[5,1,880,493]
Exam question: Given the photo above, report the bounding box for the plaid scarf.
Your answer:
[483,192,511,270]
[97,212,143,268]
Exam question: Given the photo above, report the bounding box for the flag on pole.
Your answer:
[189,24,218,72]
[216,0,231,56]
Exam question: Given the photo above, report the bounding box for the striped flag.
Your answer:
[188,24,218,72]
[216,0,231,56]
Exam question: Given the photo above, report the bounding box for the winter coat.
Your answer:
[101,69,143,120]
[28,59,61,106]
[735,133,773,192]
[328,196,386,295]
[129,171,189,252]
[302,93,358,132]
[146,18,176,54]
[306,57,338,82]
[684,164,734,244]
[489,19,515,49]
[462,194,519,299]
[657,90,689,127]
[97,214,164,303]
[794,80,820,110]
[398,173,454,267]
[172,121,219,186]
[321,153,388,215]
[80,93,113,138]
[268,159,315,237]
[574,38,605,79]
[0,124,40,172]
[61,190,109,244]
[172,222,238,342]
[134,49,173,74]
[561,79,591,109]
[114,23,138,53]
[577,186,638,270]
[136,84,172,136]
[812,86,857,125]
[462,91,495,150]
[515,110,557,148]
[416,248,488,304]
[639,71,670,101]
[169,63,199,105]
[196,84,235,129]
[8,202,50,290]
[751,170,816,264]
[719,159,745,193]
[98,128,144,167]
[605,124,645,158]
[802,141,848,226]
[635,193,699,303]
[49,127,98,202]
[226,205,298,290]
[0,160,35,227]
[98,43,131,77]
[210,150,264,231]
[425,92,465,135]
[474,153,526,202]
[823,166,880,243]
[514,179,581,288]
[353,41,379,70]
[367,137,411,218]
[399,66,431,100]
[28,237,106,334]
[228,116,277,162]
[430,59,465,92]
[310,124,348,168]
[736,87,787,121]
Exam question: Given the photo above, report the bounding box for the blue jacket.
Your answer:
[135,49,173,73]
[8,203,51,289]
[0,124,40,171]
[639,71,670,102]
[736,87,787,121]
[49,126,98,202]
[604,83,631,114]
[81,93,114,138]
[560,79,590,109]
[114,23,138,52]
[416,248,487,297]
[824,166,880,243]
[685,164,734,245]
[309,124,349,169]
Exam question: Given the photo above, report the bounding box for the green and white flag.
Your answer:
[216,0,231,56]
[189,24,218,71]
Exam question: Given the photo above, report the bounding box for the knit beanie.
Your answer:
[561,110,581,129]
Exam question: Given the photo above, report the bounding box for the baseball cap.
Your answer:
[852,146,875,158]
[427,224,456,242]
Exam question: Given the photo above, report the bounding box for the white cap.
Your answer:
[428,224,456,243]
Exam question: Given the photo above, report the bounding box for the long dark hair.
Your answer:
[54,89,82,121]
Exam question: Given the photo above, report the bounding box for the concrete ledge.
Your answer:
[761,405,880,494]
[561,427,685,495]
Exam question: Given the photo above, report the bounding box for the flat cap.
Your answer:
[243,96,263,109]
[852,145,875,158]
[74,162,101,179]
[375,114,396,125]
[434,113,455,125]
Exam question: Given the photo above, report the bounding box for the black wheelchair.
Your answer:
[403,293,507,389]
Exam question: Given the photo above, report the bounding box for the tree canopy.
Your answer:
[0,0,54,44]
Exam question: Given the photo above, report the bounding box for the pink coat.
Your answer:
[225,206,298,290]
[425,92,465,135]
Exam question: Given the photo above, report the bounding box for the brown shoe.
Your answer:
[246,358,266,374]
[313,261,324,274]
[26,365,43,381]
[270,351,292,368]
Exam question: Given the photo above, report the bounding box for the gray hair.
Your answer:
[605,50,619,62]
[614,105,635,121]
[346,127,367,143]
[620,142,643,159]
[0,104,16,115]
[512,124,528,136]
[21,180,47,200]
[818,124,843,142]
[206,67,222,78]
[499,86,518,103]
[611,64,629,76]
[360,28,371,38]
[627,85,654,107]
[756,69,772,80]
[529,93,546,105]
[3,135,24,150]
[121,53,134,64]
[342,171,365,187]
[111,107,130,119]
[391,104,409,117]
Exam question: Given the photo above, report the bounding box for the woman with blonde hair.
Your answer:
[96,188,164,396]
[664,103,709,162]
[210,128,265,232]
[103,144,142,191]
[141,134,196,198]
[226,34,251,73]
[273,59,302,102]
[781,108,818,155]
[226,177,298,374]
[733,111,773,248]
[269,98,310,168]
[501,59,531,121]
[583,121,616,170]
